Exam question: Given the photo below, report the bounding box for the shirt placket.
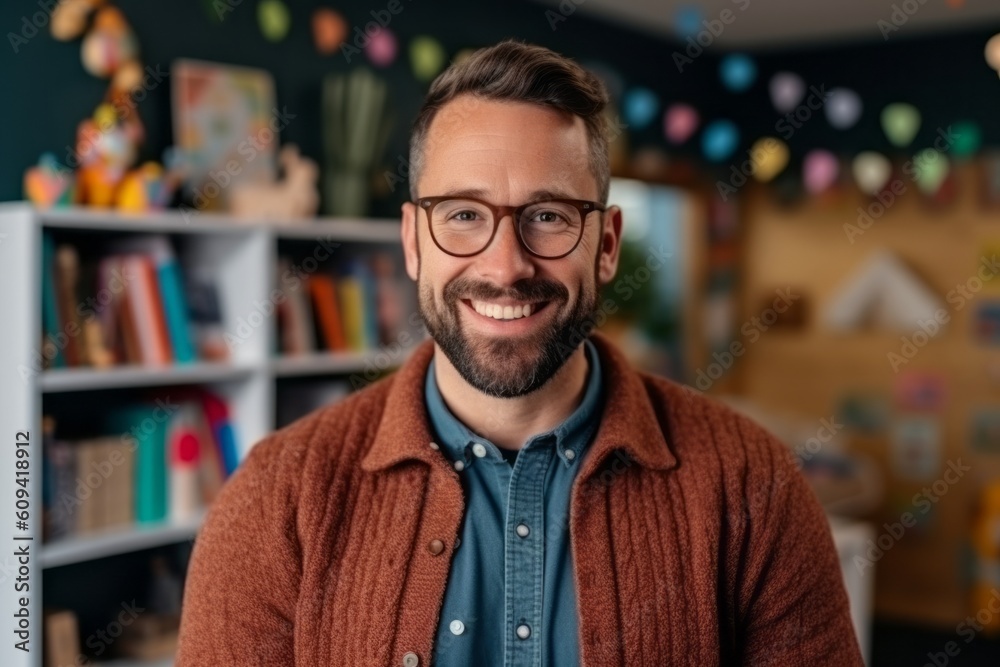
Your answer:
[502,438,554,667]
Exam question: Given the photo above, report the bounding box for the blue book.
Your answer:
[41,231,65,368]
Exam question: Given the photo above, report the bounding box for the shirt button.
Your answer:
[515,523,530,538]
[402,652,419,666]
[472,443,487,458]
[429,441,439,450]
[427,539,445,555]
[449,619,465,635]
[516,623,531,640]
[454,460,465,472]
[564,449,576,461]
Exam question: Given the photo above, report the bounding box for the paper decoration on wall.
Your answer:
[719,54,756,92]
[365,27,398,67]
[702,120,739,162]
[750,137,789,182]
[891,416,941,481]
[825,88,862,130]
[663,104,699,144]
[803,149,839,194]
[952,120,982,158]
[986,33,1000,78]
[881,103,921,148]
[312,8,347,55]
[258,0,290,42]
[913,148,950,195]
[81,7,139,77]
[24,153,76,207]
[583,61,624,101]
[851,151,892,195]
[623,87,659,129]
[673,5,705,38]
[822,250,946,334]
[769,71,805,113]
[410,36,445,81]
[837,393,889,434]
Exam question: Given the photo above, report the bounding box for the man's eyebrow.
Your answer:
[435,187,583,201]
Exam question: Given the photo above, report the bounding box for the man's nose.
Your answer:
[474,213,536,285]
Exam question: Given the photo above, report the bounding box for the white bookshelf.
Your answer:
[0,203,416,667]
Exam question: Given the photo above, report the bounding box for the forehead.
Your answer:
[419,94,597,201]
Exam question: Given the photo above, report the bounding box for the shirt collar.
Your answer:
[424,338,604,468]
[360,331,677,480]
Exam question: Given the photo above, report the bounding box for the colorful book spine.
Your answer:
[41,232,65,368]
[108,405,167,523]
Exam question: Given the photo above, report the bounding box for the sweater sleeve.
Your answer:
[738,432,865,666]
[176,434,302,666]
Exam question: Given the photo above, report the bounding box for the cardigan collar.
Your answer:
[360,330,678,477]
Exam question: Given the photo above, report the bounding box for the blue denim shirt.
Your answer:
[425,338,604,667]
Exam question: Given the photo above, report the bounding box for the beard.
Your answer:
[417,269,600,399]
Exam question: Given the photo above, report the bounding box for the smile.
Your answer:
[462,299,551,321]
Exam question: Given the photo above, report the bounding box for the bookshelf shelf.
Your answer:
[271,345,419,378]
[40,361,258,393]
[0,203,414,666]
[40,511,206,569]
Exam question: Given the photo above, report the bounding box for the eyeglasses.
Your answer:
[415,195,606,259]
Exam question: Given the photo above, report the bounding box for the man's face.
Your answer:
[401,95,622,398]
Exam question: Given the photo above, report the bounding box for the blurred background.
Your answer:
[3,0,1000,665]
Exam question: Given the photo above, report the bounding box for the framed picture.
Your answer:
[171,59,278,212]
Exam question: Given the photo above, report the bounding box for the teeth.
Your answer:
[471,300,538,320]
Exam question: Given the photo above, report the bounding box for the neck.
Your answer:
[432,342,590,450]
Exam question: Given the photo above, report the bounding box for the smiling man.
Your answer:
[177,39,863,666]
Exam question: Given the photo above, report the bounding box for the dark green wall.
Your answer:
[2,0,998,215]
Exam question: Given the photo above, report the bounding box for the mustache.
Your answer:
[443,276,569,304]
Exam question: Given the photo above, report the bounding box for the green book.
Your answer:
[106,405,166,524]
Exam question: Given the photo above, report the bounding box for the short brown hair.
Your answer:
[408,38,611,204]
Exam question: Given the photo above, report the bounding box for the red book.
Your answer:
[309,275,347,351]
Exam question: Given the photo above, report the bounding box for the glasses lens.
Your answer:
[429,199,494,255]
[518,201,583,257]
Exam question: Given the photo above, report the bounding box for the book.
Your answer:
[337,274,366,351]
[107,405,168,524]
[110,236,196,363]
[309,274,348,351]
[54,244,85,366]
[184,269,230,362]
[277,257,316,355]
[121,254,173,366]
[44,608,81,667]
[40,232,65,368]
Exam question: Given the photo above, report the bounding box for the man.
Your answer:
[177,39,863,666]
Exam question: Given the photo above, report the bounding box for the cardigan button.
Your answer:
[427,539,445,555]
[402,652,419,666]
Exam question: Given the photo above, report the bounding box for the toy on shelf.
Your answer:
[26,1,179,212]
[23,153,76,207]
[229,144,319,222]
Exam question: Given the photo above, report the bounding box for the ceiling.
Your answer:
[532,0,1000,49]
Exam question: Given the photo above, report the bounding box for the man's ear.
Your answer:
[401,201,419,282]
[597,205,623,286]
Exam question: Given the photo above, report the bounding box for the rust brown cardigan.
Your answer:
[176,331,863,666]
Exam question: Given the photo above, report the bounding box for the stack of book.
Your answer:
[41,390,239,542]
[276,251,412,356]
[41,231,229,370]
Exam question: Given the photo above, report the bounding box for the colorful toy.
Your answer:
[24,153,76,208]
[229,145,319,222]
